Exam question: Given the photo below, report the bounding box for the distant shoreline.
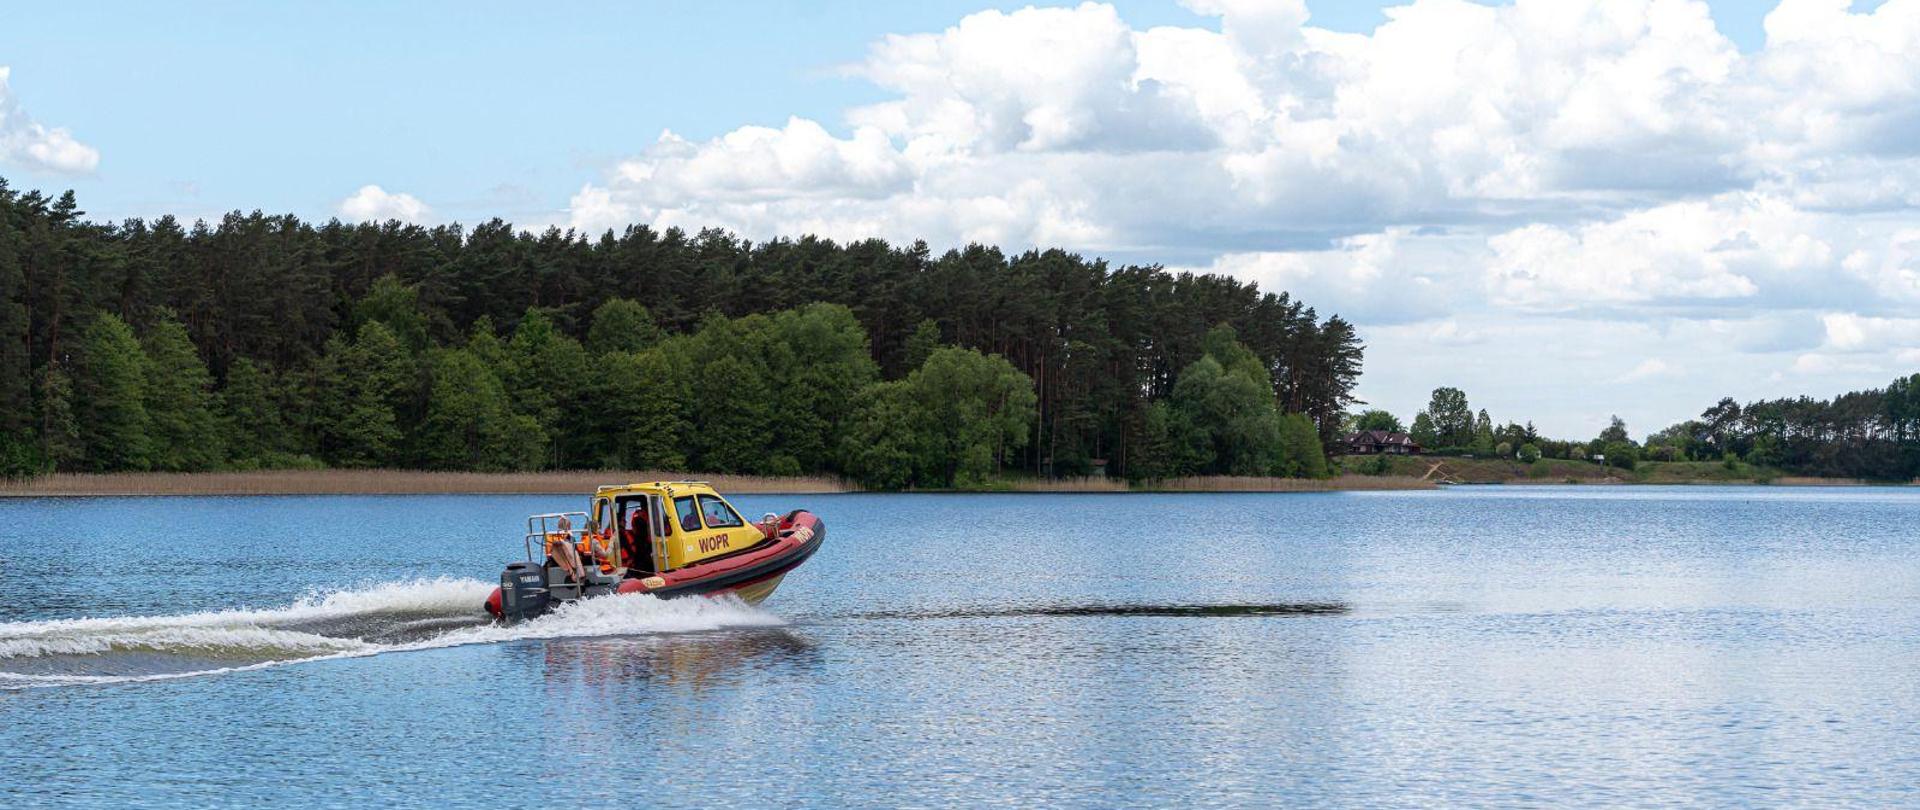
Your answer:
[1336,455,1912,487]
[0,467,1893,497]
[0,470,1436,497]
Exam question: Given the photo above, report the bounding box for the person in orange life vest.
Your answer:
[546,515,589,583]
[580,519,616,574]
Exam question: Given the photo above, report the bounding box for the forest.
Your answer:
[0,179,1363,488]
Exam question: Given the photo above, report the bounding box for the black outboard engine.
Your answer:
[499,561,551,625]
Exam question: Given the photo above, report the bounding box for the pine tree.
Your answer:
[0,194,34,476]
[142,312,225,470]
[314,322,412,467]
[222,358,288,464]
[35,362,78,472]
[71,313,151,471]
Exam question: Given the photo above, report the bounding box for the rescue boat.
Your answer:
[484,481,825,624]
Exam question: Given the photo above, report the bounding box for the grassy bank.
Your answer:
[0,469,1437,496]
[1334,455,1895,486]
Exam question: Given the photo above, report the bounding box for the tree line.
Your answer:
[1357,376,1920,481]
[1644,378,1920,479]
[0,179,1364,486]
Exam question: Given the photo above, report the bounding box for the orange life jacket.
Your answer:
[579,532,617,573]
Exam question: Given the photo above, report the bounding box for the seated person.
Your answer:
[546,515,588,584]
[581,519,616,575]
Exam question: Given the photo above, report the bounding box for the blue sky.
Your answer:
[0,0,1832,224]
[1,0,1915,438]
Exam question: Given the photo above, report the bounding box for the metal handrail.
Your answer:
[523,511,591,562]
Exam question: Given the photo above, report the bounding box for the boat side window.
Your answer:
[697,495,744,528]
[674,497,702,533]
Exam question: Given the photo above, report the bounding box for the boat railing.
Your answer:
[523,511,591,562]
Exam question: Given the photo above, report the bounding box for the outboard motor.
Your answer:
[499,561,551,625]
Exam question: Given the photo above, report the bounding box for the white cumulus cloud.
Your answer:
[0,67,100,175]
[338,185,432,223]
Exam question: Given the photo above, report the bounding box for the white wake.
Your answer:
[0,577,783,689]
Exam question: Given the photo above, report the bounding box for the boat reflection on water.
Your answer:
[536,627,821,693]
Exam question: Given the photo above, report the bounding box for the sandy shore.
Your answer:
[0,469,1438,496]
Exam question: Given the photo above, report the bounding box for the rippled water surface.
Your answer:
[2,487,1918,807]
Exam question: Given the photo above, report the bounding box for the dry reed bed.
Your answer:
[0,470,1441,497]
[1014,475,1435,492]
[0,469,856,497]
[1139,475,1436,492]
[1767,476,1871,487]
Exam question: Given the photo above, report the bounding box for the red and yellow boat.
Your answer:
[485,481,825,624]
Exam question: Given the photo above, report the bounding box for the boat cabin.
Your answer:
[524,482,770,580]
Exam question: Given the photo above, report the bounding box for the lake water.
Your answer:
[2,486,1917,807]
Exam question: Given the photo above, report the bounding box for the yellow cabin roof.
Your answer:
[593,481,719,498]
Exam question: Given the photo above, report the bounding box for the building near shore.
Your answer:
[1343,430,1423,455]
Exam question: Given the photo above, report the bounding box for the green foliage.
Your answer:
[763,304,879,472]
[1472,409,1495,454]
[1598,415,1632,446]
[34,363,78,473]
[352,274,432,352]
[141,313,225,471]
[1495,440,1513,458]
[72,313,151,471]
[904,318,941,373]
[692,353,776,473]
[1601,441,1640,470]
[914,347,1037,487]
[1126,402,1180,482]
[222,358,287,463]
[1409,411,1437,447]
[415,348,544,470]
[1425,387,1473,447]
[589,349,690,470]
[1166,327,1284,476]
[1353,409,1404,433]
[586,298,662,355]
[1274,412,1329,478]
[313,322,412,467]
[841,380,926,490]
[1517,443,1541,463]
[505,309,592,466]
[841,347,1036,489]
